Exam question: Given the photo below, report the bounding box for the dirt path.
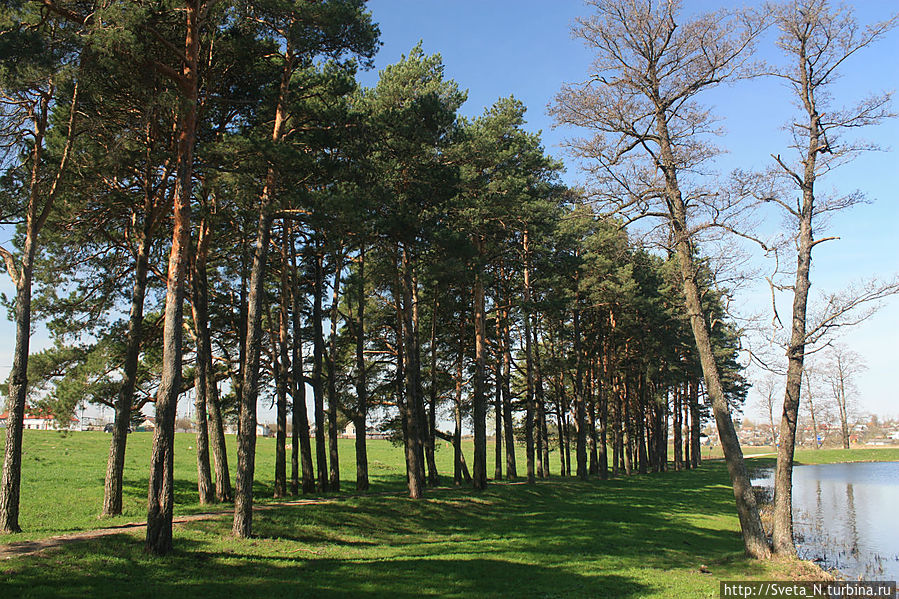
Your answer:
[0,482,527,560]
[0,497,334,560]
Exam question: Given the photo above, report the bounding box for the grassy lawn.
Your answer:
[0,430,480,539]
[2,432,897,597]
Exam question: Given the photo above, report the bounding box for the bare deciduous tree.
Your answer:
[823,344,865,450]
[758,374,780,446]
[741,0,898,556]
[552,0,770,558]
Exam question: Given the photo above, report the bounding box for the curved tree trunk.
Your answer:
[146,7,200,553]
[0,260,34,534]
[1,78,78,534]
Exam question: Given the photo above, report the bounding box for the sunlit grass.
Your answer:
[3,431,893,597]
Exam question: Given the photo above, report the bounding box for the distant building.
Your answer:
[224,422,273,437]
[339,421,389,440]
[0,405,78,431]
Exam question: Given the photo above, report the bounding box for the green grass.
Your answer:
[743,446,899,471]
[0,430,480,539]
[3,432,897,597]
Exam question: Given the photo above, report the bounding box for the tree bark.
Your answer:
[471,247,487,490]
[522,229,536,483]
[1,72,78,534]
[426,293,440,486]
[501,293,516,479]
[598,348,609,479]
[573,297,588,480]
[103,215,153,516]
[534,324,549,477]
[311,247,329,492]
[399,244,424,497]
[232,202,274,537]
[674,384,683,471]
[289,231,315,495]
[493,311,503,481]
[453,322,465,486]
[326,247,345,491]
[190,218,214,505]
[146,5,200,554]
[353,246,370,491]
[190,206,232,503]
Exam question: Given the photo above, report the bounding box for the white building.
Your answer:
[0,405,78,431]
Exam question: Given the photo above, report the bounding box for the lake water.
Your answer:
[753,461,899,580]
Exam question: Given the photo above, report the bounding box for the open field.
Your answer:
[0,431,476,539]
[2,432,897,597]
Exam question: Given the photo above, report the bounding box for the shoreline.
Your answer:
[749,451,899,581]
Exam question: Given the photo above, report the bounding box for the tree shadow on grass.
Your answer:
[2,535,651,599]
[2,460,775,597]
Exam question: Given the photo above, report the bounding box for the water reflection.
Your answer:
[754,461,899,580]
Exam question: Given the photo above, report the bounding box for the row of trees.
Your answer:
[0,0,748,557]
[3,0,891,563]
[760,344,866,450]
[552,0,896,558]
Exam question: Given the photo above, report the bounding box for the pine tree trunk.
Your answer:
[673,384,683,471]
[399,245,424,498]
[272,317,288,499]
[0,258,33,534]
[1,72,78,535]
[534,330,549,477]
[472,254,487,490]
[637,375,649,475]
[193,352,214,505]
[272,224,291,498]
[493,313,503,481]
[146,7,200,553]
[501,299,516,479]
[232,201,274,537]
[103,224,152,516]
[190,211,231,503]
[522,229,536,483]
[311,248,329,492]
[354,247,370,492]
[426,294,439,486]
[206,371,232,503]
[326,248,344,492]
[453,327,465,486]
[190,219,214,506]
[598,350,609,479]
[233,32,296,533]
[289,232,314,495]
[573,300,588,480]
[587,361,599,476]
[689,380,700,468]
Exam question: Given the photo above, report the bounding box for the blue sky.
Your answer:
[359,0,899,420]
[1,0,896,425]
